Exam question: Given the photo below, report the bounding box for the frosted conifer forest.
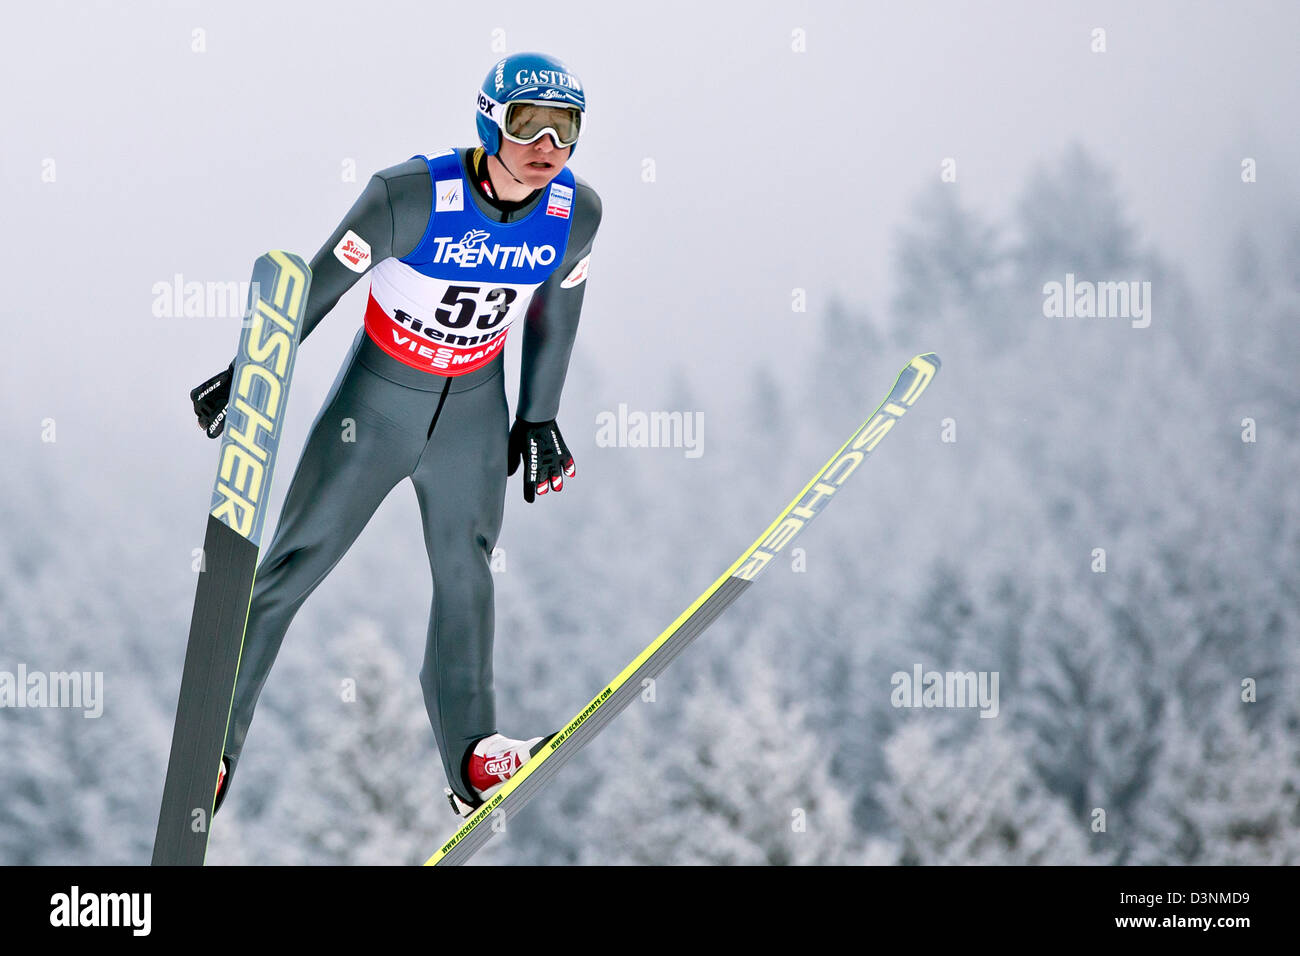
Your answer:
[2,1,1297,866]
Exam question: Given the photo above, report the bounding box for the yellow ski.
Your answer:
[426,352,941,865]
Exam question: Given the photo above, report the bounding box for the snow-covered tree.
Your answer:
[578,637,859,864]
[877,720,1097,865]
[1133,698,1300,865]
[206,617,447,866]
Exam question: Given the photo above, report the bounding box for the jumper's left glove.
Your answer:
[507,418,575,503]
[191,359,236,439]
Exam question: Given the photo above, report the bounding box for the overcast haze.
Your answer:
[2,1,1298,866]
[5,1,1297,417]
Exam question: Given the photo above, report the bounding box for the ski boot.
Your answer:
[445,732,555,818]
[214,755,233,815]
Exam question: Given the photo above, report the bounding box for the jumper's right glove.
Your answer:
[507,418,576,503]
[191,360,235,439]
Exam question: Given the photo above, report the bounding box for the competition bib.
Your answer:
[363,149,575,376]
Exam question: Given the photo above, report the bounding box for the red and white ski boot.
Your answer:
[445,732,554,818]
[214,755,231,814]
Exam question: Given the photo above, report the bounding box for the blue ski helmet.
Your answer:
[476,52,586,157]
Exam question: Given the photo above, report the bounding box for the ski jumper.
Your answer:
[224,148,602,805]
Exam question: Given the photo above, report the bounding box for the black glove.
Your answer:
[191,360,235,439]
[507,418,575,503]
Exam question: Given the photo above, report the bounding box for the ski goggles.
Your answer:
[496,99,583,148]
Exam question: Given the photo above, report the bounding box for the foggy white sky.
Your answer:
[2,0,1297,450]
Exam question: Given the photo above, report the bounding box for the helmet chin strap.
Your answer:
[492,150,526,186]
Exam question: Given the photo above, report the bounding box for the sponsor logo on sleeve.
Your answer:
[559,253,590,288]
[546,182,573,219]
[436,179,464,212]
[333,230,372,273]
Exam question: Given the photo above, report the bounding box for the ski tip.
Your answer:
[912,351,941,369]
[260,249,312,274]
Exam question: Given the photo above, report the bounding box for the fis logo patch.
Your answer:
[546,182,573,219]
[333,230,371,273]
[436,179,464,212]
